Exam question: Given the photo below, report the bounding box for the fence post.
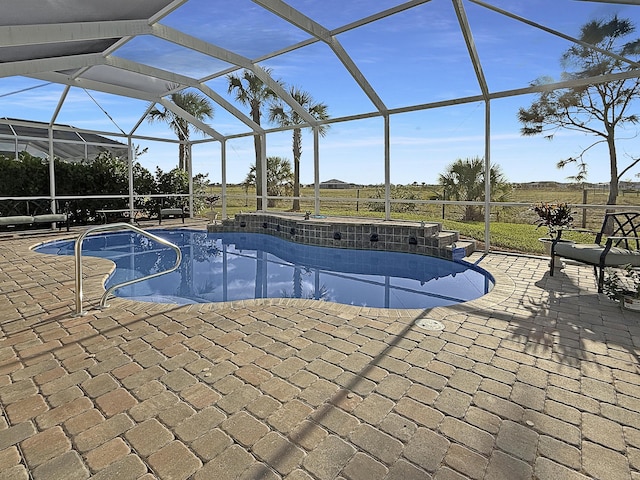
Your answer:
[582,189,588,228]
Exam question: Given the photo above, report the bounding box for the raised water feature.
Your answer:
[208,213,475,260]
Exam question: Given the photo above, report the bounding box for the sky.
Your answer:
[1,0,640,186]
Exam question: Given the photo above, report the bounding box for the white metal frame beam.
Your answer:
[29,71,164,106]
[251,0,389,215]
[452,0,489,100]
[50,85,70,126]
[251,0,388,114]
[148,0,191,24]
[210,0,432,82]
[105,56,264,133]
[0,20,152,47]
[151,24,318,126]
[472,0,640,69]
[0,54,105,79]
[156,98,224,141]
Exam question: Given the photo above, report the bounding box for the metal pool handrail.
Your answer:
[74,222,182,316]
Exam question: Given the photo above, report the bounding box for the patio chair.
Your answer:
[158,204,185,225]
[550,211,640,292]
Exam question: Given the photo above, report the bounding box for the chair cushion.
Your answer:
[555,242,640,267]
[34,214,67,223]
[0,216,34,225]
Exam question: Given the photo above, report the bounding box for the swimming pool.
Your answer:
[35,229,494,309]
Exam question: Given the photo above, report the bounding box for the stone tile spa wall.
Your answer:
[207,213,474,260]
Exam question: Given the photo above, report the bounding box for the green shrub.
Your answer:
[0,151,206,222]
[367,185,418,213]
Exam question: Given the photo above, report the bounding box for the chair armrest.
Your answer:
[607,235,640,241]
[554,227,599,235]
[603,235,640,250]
[596,237,640,266]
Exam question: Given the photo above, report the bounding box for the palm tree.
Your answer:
[269,86,329,211]
[227,69,281,210]
[243,156,293,207]
[147,87,214,172]
[438,157,511,221]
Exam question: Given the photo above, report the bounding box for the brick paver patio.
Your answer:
[0,223,638,479]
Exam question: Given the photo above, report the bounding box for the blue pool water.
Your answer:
[35,229,494,309]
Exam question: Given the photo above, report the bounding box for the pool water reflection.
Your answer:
[35,230,494,309]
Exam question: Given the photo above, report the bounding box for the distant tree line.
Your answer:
[246,154,511,221]
[0,151,209,222]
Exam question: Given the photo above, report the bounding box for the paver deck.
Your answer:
[0,221,638,480]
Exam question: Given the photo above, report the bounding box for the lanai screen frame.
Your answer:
[1,0,639,252]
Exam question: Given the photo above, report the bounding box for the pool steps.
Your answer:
[207,213,474,261]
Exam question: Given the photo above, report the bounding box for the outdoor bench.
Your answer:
[158,206,185,224]
[0,212,69,231]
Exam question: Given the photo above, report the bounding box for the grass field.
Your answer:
[202,184,640,255]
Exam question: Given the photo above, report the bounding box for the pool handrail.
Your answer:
[74,222,182,316]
